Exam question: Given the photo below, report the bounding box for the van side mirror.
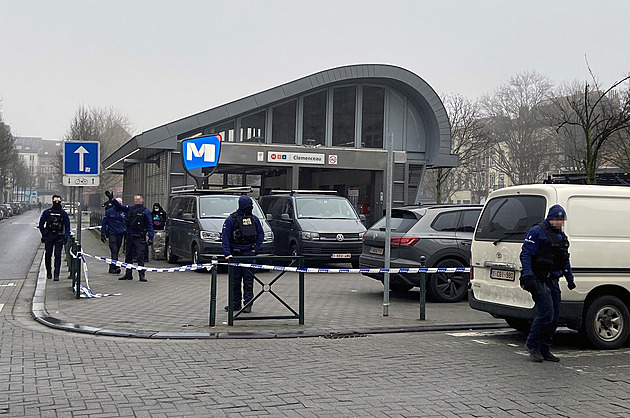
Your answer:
[359,214,366,222]
[280,213,291,221]
[266,213,273,221]
[182,213,194,221]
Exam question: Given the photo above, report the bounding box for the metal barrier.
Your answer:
[226,255,304,326]
[89,211,103,228]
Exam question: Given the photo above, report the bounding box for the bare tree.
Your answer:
[425,94,490,203]
[0,109,19,202]
[482,71,560,185]
[551,66,630,184]
[606,127,630,171]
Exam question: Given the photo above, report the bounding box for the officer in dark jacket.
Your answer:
[520,204,576,363]
[221,195,264,313]
[106,192,154,282]
[38,194,70,280]
[101,198,126,274]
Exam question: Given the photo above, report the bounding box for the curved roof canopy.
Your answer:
[104,64,455,170]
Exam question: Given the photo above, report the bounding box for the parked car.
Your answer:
[469,184,630,349]
[165,191,274,265]
[360,204,482,302]
[8,202,21,215]
[1,204,13,217]
[259,191,366,267]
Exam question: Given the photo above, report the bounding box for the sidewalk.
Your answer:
[32,215,506,339]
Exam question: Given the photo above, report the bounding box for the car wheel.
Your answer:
[426,259,469,303]
[192,244,206,273]
[583,295,630,350]
[505,317,531,333]
[389,282,414,292]
[166,240,178,264]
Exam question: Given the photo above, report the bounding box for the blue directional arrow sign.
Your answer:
[63,141,100,175]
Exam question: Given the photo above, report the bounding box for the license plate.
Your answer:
[331,253,352,259]
[490,268,515,281]
[369,247,384,255]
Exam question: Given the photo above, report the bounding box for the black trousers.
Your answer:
[108,234,124,271]
[44,235,64,278]
[232,249,255,307]
[123,234,147,278]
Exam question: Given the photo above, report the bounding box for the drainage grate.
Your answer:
[322,332,368,340]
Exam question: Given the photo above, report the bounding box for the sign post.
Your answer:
[181,135,222,188]
[63,141,100,298]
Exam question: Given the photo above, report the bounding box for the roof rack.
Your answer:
[171,185,252,195]
[269,189,339,196]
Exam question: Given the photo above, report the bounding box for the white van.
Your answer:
[469,184,630,349]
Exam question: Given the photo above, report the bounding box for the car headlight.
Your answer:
[359,231,365,240]
[200,231,221,241]
[263,230,274,243]
[300,231,320,240]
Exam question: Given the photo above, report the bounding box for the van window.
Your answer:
[475,195,546,242]
[169,197,192,219]
[198,196,264,219]
[295,197,357,220]
[371,210,419,233]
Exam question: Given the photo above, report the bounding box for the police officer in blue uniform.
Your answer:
[520,204,576,362]
[38,195,70,280]
[101,197,126,274]
[105,191,154,282]
[222,195,264,313]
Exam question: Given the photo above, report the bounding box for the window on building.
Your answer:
[332,86,356,147]
[302,91,327,146]
[498,173,505,188]
[240,111,265,142]
[361,86,385,149]
[272,101,297,144]
[204,121,235,142]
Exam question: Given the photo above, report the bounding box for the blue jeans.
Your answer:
[526,279,561,353]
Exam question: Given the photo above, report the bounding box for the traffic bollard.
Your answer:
[419,256,426,320]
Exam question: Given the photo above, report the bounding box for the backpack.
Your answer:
[126,207,147,231]
[47,212,65,235]
[230,212,258,245]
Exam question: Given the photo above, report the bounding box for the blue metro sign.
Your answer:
[63,141,100,175]
[182,135,222,170]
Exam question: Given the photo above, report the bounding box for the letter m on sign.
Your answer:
[182,135,222,170]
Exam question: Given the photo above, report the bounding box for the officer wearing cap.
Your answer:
[519,204,576,363]
[38,194,71,280]
[101,198,126,274]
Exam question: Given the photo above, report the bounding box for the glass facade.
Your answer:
[361,86,385,149]
[204,121,234,142]
[302,91,327,146]
[240,111,265,142]
[332,86,356,147]
[272,100,297,144]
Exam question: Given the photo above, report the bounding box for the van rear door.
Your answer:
[471,194,546,308]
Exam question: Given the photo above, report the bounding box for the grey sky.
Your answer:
[1,0,629,140]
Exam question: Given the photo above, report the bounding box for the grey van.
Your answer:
[259,192,366,267]
[165,192,274,264]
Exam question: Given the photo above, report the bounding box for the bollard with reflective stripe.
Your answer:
[299,257,304,325]
[419,256,426,320]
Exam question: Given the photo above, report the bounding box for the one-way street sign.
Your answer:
[63,141,100,175]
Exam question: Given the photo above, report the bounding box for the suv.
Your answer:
[165,191,274,264]
[360,204,482,302]
[259,191,367,267]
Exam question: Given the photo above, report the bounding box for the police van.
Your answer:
[165,186,274,265]
[469,184,630,349]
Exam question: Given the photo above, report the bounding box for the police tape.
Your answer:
[77,251,470,274]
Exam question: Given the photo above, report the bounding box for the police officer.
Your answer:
[101,198,126,274]
[38,195,70,281]
[222,195,264,313]
[106,191,154,282]
[520,204,576,363]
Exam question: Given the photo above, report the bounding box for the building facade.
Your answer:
[104,64,459,225]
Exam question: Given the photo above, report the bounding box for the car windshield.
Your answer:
[199,196,264,219]
[475,195,546,242]
[370,210,420,233]
[295,197,358,220]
